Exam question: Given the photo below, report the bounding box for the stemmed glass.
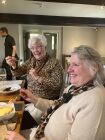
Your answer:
[0,68,6,81]
[63,71,70,88]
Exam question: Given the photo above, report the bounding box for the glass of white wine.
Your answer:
[0,68,6,81]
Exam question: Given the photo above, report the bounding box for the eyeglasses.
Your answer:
[30,45,43,51]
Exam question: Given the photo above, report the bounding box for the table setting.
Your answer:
[0,101,24,140]
[0,84,21,94]
[0,102,17,140]
[0,76,25,139]
[0,80,24,102]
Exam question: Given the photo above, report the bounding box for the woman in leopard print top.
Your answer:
[6,35,63,100]
[5,35,63,128]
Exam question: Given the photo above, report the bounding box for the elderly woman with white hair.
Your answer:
[5,34,63,128]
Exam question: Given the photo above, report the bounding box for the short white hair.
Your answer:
[28,34,47,49]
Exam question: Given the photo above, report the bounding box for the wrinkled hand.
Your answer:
[5,131,26,140]
[29,68,40,80]
[5,56,16,68]
[19,88,38,104]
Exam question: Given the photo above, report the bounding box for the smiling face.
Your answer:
[30,42,46,60]
[67,53,94,87]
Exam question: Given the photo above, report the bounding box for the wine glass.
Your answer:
[0,68,6,81]
[63,71,70,88]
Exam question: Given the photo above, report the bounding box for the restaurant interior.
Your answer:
[0,0,105,68]
[0,0,105,139]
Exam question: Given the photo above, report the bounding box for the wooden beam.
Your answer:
[0,13,105,26]
[26,0,105,6]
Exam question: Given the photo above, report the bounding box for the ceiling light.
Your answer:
[100,5,104,10]
[1,0,6,5]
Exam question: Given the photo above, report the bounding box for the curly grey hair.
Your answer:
[28,34,47,49]
[71,45,105,86]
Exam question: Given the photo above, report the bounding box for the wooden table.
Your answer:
[0,101,24,140]
[0,80,24,102]
[0,91,21,102]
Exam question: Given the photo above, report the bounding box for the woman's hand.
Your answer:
[29,68,39,80]
[5,131,26,140]
[5,56,16,69]
[19,88,38,104]
[29,68,43,83]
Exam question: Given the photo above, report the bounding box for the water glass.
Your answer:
[0,68,6,81]
[63,72,70,88]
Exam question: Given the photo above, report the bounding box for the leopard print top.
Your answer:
[12,54,63,100]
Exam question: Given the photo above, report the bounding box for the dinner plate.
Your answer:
[0,84,21,94]
[0,102,15,121]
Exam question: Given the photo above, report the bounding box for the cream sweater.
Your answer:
[35,86,105,140]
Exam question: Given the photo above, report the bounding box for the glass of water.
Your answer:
[63,71,70,88]
[0,68,6,81]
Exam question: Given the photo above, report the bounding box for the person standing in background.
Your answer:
[0,27,18,80]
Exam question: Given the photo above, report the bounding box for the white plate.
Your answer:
[0,102,15,121]
[0,84,21,94]
[0,80,23,86]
